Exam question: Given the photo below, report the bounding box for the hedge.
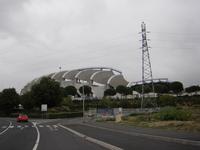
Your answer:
[47,112,83,119]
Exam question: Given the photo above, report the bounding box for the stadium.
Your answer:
[21,67,129,98]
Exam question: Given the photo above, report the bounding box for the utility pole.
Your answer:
[140,22,155,109]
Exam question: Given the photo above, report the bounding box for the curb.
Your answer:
[59,124,123,150]
[82,123,200,147]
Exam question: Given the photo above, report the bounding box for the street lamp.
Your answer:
[18,104,23,114]
[18,104,23,110]
[82,85,85,123]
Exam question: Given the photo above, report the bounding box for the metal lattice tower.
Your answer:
[140,22,155,108]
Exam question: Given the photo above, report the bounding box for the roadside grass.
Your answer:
[120,106,200,132]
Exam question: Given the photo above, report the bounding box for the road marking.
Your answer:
[59,124,123,150]
[53,125,58,131]
[1,124,60,130]
[32,122,40,150]
[82,123,200,147]
[0,121,12,135]
[46,125,54,131]
[32,119,60,125]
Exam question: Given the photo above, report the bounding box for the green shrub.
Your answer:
[158,95,176,107]
[121,116,129,121]
[47,112,83,119]
[156,107,191,121]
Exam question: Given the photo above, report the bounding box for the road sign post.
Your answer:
[41,104,48,119]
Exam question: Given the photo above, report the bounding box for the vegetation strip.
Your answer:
[59,124,123,150]
[82,123,200,147]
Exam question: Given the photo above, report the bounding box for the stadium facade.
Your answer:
[21,67,129,98]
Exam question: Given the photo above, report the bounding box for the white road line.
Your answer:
[17,125,21,128]
[9,125,14,128]
[0,121,12,135]
[1,126,7,129]
[24,125,29,128]
[46,125,54,131]
[53,125,58,131]
[39,125,44,128]
[59,124,123,150]
[53,125,58,128]
[32,122,40,150]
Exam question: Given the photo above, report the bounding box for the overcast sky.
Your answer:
[0,0,200,92]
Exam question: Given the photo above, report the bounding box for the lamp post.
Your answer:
[82,85,85,123]
[18,104,23,114]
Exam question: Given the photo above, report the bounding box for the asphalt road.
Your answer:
[0,118,105,150]
[0,119,10,133]
[1,118,200,150]
[66,123,200,150]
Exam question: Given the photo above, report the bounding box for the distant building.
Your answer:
[21,67,129,99]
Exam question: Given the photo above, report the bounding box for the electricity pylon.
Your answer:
[140,22,155,109]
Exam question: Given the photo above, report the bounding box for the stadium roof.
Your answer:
[21,67,128,94]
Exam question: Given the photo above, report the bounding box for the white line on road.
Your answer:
[53,125,58,131]
[39,125,44,128]
[0,121,12,135]
[59,124,123,150]
[32,122,40,150]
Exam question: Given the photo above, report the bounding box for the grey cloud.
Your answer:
[0,0,200,92]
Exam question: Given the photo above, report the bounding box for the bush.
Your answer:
[156,107,191,121]
[158,95,176,107]
[47,112,83,119]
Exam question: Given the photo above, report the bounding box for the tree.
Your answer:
[130,84,152,94]
[31,77,62,107]
[185,85,200,93]
[104,88,116,96]
[0,88,19,114]
[116,85,129,96]
[130,85,142,93]
[154,82,170,94]
[63,86,77,97]
[170,81,184,94]
[79,85,92,96]
[20,92,35,110]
